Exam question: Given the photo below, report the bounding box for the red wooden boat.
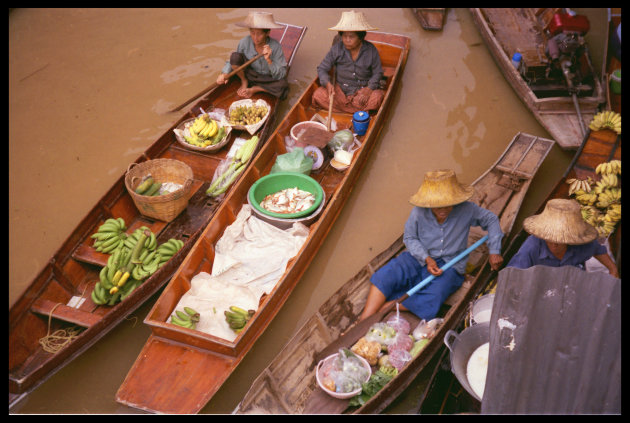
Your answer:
[114,31,411,414]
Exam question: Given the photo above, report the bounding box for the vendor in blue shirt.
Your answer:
[359,170,504,322]
[216,12,289,99]
[507,198,619,277]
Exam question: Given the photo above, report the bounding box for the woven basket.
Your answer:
[125,158,194,222]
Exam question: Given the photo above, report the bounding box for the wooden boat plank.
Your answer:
[235,132,555,414]
[115,32,411,414]
[9,22,307,409]
[115,335,236,414]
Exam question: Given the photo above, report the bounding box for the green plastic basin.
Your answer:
[248,172,324,219]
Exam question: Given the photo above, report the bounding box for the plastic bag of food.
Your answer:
[351,337,381,366]
[388,349,413,371]
[365,322,397,347]
[412,318,444,340]
[387,333,414,354]
[386,315,411,334]
[269,147,314,175]
[331,349,371,393]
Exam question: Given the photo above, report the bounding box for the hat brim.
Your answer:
[409,186,474,208]
[523,215,598,245]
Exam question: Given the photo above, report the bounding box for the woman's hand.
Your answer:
[262,44,272,64]
[216,73,228,85]
[426,257,443,276]
[326,81,335,96]
[489,254,504,271]
[355,87,373,109]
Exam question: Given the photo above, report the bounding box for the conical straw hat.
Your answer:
[523,198,598,245]
[409,169,474,208]
[328,10,379,32]
[236,11,284,29]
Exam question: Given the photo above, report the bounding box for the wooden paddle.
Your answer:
[315,235,490,362]
[168,52,264,113]
[327,69,336,131]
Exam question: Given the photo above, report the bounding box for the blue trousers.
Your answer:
[371,252,465,320]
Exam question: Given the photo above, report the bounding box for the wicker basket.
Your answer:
[125,159,194,222]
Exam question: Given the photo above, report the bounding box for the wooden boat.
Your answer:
[411,8,446,31]
[470,8,607,150]
[8,23,307,410]
[233,132,555,414]
[418,126,621,414]
[114,31,411,414]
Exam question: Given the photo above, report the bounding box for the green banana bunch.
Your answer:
[224,305,255,334]
[156,238,184,268]
[206,136,260,197]
[170,307,200,329]
[90,217,127,254]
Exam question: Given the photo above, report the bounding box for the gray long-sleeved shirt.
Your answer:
[316,40,383,96]
[221,35,287,80]
[403,202,504,275]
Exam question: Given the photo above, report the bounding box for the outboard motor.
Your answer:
[541,9,593,97]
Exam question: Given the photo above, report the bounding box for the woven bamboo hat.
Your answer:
[523,198,598,245]
[236,11,284,29]
[409,169,474,208]
[328,10,379,32]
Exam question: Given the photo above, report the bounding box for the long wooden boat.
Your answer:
[233,132,555,414]
[114,31,411,414]
[470,8,607,150]
[411,8,446,31]
[418,126,621,414]
[8,23,307,410]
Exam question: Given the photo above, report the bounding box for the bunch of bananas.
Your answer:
[135,176,163,196]
[566,177,592,195]
[571,159,622,237]
[91,225,184,306]
[155,238,184,269]
[224,305,255,334]
[595,159,621,175]
[91,218,128,254]
[206,136,260,197]
[170,307,200,329]
[589,110,621,134]
[184,114,226,148]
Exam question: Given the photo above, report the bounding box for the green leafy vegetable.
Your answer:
[348,366,398,407]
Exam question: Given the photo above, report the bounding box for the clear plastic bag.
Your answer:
[269,147,314,175]
[365,322,397,347]
[412,317,445,340]
[387,332,414,354]
[386,315,411,334]
[388,349,412,371]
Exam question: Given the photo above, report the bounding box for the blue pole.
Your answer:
[406,234,489,297]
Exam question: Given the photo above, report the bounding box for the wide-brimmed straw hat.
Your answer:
[409,169,474,208]
[328,10,379,32]
[523,198,598,245]
[236,11,284,29]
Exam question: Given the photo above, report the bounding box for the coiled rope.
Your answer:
[38,285,88,353]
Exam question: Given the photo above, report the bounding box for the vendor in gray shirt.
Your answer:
[216,12,289,99]
[312,10,385,114]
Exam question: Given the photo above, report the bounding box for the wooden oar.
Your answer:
[168,53,264,113]
[315,235,490,362]
[327,69,336,131]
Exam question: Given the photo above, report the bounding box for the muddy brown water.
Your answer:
[9,8,607,414]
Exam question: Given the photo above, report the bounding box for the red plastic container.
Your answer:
[546,12,590,36]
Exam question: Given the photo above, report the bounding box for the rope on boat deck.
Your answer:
[38,284,88,353]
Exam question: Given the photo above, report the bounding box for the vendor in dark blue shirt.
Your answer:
[311,10,385,114]
[507,199,619,277]
[359,170,504,322]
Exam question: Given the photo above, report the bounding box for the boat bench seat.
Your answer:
[31,298,101,328]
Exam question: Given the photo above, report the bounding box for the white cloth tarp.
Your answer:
[174,205,309,342]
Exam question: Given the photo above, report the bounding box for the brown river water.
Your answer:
[9,8,607,414]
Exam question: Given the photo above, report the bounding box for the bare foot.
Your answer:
[237,87,255,98]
